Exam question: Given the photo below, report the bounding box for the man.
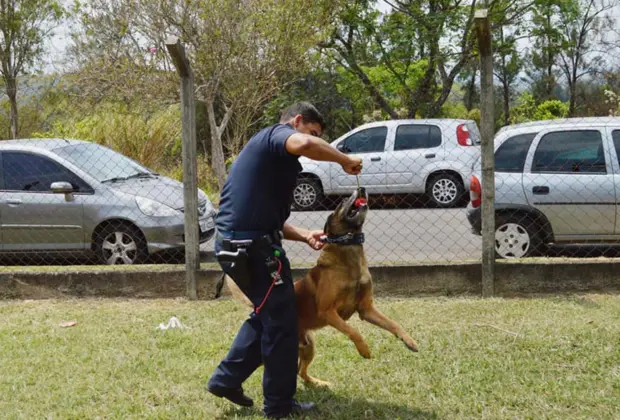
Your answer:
[206,102,362,418]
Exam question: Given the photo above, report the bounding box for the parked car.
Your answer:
[467,117,620,259]
[0,138,216,264]
[293,119,481,210]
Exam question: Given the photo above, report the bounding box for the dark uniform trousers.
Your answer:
[208,232,299,416]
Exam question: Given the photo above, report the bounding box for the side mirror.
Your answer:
[337,143,347,153]
[51,181,74,194]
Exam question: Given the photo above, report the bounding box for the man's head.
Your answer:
[280,102,326,138]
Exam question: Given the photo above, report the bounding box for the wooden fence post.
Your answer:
[165,36,199,300]
[475,10,496,297]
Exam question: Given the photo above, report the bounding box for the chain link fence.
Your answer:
[3,116,620,268]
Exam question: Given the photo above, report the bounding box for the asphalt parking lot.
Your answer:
[201,207,482,265]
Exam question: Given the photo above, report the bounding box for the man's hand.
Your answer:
[282,223,325,251]
[342,157,363,175]
[305,230,326,251]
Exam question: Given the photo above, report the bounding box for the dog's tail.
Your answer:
[214,272,253,308]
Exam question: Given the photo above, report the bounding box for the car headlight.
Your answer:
[136,196,180,217]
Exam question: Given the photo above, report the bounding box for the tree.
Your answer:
[0,0,65,139]
[149,0,336,189]
[68,0,337,190]
[557,0,619,116]
[323,0,532,119]
[493,19,525,126]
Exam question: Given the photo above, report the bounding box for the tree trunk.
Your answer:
[569,83,577,116]
[6,76,18,139]
[503,80,510,126]
[206,99,231,191]
[465,68,477,111]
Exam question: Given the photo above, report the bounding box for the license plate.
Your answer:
[199,218,214,233]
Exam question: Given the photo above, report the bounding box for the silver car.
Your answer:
[0,138,216,264]
[467,117,620,258]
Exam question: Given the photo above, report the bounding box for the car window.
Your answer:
[612,130,620,166]
[394,125,442,151]
[532,130,606,174]
[53,143,155,182]
[495,133,537,173]
[2,151,92,192]
[341,127,387,153]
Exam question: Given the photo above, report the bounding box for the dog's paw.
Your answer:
[356,341,372,359]
[307,378,332,388]
[403,336,419,352]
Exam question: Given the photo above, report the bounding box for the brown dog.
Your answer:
[217,188,418,387]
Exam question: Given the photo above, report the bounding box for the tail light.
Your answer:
[470,175,481,208]
[457,124,473,146]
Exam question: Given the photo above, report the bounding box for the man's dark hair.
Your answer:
[280,101,326,132]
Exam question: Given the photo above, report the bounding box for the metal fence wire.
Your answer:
[3,116,620,268]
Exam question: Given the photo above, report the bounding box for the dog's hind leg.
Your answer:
[358,292,418,352]
[298,332,331,388]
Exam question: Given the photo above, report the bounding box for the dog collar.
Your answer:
[320,232,365,245]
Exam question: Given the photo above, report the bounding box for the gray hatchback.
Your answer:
[0,138,216,264]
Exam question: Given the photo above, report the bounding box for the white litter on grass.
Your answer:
[157,316,189,330]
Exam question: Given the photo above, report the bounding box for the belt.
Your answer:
[216,229,283,247]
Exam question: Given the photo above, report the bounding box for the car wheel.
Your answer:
[95,222,148,265]
[494,215,543,259]
[292,178,322,210]
[427,173,465,208]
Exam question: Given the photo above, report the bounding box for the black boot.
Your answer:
[207,383,254,407]
[264,400,317,418]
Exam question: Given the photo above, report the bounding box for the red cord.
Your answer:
[255,258,282,315]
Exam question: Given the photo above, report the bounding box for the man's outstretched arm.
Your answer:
[285,133,362,175]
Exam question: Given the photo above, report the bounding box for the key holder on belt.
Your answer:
[254,248,284,315]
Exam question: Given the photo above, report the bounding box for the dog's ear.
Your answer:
[323,214,333,235]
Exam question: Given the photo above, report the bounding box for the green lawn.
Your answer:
[1,295,619,419]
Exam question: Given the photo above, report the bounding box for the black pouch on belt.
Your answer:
[216,238,253,292]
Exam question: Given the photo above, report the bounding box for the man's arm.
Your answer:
[283,222,325,250]
[285,133,362,175]
[282,222,311,242]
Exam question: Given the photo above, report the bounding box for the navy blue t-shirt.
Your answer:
[215,123,302,235]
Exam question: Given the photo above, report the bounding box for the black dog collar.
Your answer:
[320,232,365,245]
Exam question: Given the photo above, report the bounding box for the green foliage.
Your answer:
[33,103,181,169]
[511,92,569,123]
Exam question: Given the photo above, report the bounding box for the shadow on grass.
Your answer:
[216,386,437,419]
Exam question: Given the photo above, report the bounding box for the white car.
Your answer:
[293,119,481,209]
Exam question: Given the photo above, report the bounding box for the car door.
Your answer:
[609,128,620,234]
[331,125,388,193]
[522,128,616,238]
[0,151,87,251]
[383,123,443,194]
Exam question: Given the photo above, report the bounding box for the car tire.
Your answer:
[494,214,543,259]
[94,222,148,265]
[427,173,465,208]
[292,178,322,211]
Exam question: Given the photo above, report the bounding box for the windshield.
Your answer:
[52,143,156,182]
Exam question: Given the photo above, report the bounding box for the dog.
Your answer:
[215,188,418,387]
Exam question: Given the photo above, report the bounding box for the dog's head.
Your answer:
[323,187,369,237]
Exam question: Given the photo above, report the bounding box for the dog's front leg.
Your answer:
[321,309,372,359]
[359,305,418,352]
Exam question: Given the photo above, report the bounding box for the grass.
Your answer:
[1,295,619,419]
